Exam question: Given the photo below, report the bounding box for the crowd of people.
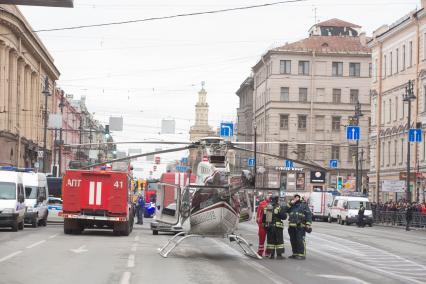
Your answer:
[372,200,426,213]
[371,200,426,230]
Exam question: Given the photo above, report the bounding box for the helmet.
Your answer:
[271,196,279,205]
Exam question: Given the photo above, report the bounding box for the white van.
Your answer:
[23,172,49,227]
[0,170,26,231]
[308,191,334,221]
[327,196,373,226]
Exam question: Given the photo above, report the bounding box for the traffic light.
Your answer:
[337,176,343,190]
[104,125,110,139]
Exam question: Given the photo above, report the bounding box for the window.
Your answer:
[279,144,288,157]
[396,48,399,73]
[384,55,387,78]
[332,62,343,76]
[395,97,399,120]
[409,41,413,67]
[390,52,393,75]
[332,89,341,103]
[424,86,426,112]
[280,87,289,102]
[298,115,307,130]
[350,89,359,104]
[400,138,404,164]
[349,63,361,77]
[299,88,308,102]
[280,60,291,74]
[381,141,385,166]
[316,115,324,130]
[369,63,372,78]
[331,146,340,160]
[316,88,325,102]
[279,114,289,129]
[332,116,341,131]
[298,61,310,75]
[394,140,397,165]
[402,44,406,70]
[424,33,426,60]
[297,144,306,160]
[387,141,391,167]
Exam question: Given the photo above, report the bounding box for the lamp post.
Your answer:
[42,76,50,173]
[403,80,415,203]
[353,100,363,192]
[58,92,65,176]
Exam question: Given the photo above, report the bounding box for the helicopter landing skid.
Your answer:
[159,232,204,258]
[158,232,262,259]
[228,234,262,260]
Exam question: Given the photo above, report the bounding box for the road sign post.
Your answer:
[408,129,422,143]
[220,122,234,137]
[247,158,255,167]
[346,126,360,141]
[285,160,294,168]
[329,160,338,169]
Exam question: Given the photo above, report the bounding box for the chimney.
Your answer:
[359,32,367,46]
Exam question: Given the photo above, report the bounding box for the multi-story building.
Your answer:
[235,76,254,173]
[368,1,426,203]
[250,19,371,192]
[0,5,60,169]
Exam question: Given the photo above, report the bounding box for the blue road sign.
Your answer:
[247,158,255,167]
[285,160,294,168]
[329,159,338,169]
[220,122,234,137]
[176,165,189,172]
[181,157,188,165]
[346,126,360,141]
[408,128,422,143]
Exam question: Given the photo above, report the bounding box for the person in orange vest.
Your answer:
[256,195,270,257]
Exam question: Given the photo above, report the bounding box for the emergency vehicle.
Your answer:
[61,166,135,236]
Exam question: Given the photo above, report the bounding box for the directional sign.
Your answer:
[247,158,255,167]
[181,157,188,165]
[408,128,422,143]
[329,159,338,169]
[346,126,360,141]
[176,165,189,172]
[220,122,234,137]
[285,160,294,168]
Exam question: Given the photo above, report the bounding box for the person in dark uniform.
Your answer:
[357,202,365,227]
[406,202,415,231]
[262,196,287,259]
[286,194,312,260]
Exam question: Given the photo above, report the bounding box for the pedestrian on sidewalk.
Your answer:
[406,202,415,231]
[256,195,269,257]
[136,193,145,225]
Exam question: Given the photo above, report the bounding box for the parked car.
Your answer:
[47,197,63,223]
[0,168,26,231]
[23,172,49,227]
[327,195,373,226]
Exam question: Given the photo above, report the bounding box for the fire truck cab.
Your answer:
[62,168,134,236]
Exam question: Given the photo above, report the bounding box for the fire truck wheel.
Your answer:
[122,221,131,236]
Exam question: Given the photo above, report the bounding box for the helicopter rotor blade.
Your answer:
[80,145,195,169]
[232,146,327,171]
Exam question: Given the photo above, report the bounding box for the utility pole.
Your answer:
[403,80,415,203]
[253,123,257,221]
[58,92,65,176]
[42,76,50,173]
[353,100,363,192]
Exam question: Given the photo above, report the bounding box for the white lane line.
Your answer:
[317,274,371,284]
[212,239,291,284]
[48,234,58,239]
[0,251,23,263]
[120,271,131,284]
[26,240,46,249]
[131,243,137,252]
[127,254,135,268]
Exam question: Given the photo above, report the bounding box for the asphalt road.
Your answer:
[0,220,425,284]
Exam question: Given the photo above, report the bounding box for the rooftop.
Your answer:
[316,18,361,29]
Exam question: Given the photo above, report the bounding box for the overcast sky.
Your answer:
[19,0,419,177]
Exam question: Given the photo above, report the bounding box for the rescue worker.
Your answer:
[136,193,145,225]
[262,195,287,259]
[357,202,365,227]
[287,194,312,260]
[256,196,269,257]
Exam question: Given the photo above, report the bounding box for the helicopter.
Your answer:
[67,137,326,259]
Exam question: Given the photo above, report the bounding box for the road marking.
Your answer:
[70,245,88,254]
[211,239,291,284]
[134,236,139,242]
[127,254,135,268]
[119,271,131,284]
[0,251,23,263]
[48,234,58,239]
[26,240,46,249]
[131,243,137,252]
[317,274,371,284]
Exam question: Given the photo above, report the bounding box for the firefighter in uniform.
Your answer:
[262,196,287,259]
[287,194,312,260]
[256,196,269,256]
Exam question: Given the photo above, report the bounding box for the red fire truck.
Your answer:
[61,168,134,236]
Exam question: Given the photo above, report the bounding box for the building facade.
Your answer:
[368,1,426,203]
[0,5,60,170]
[250,19,371,192]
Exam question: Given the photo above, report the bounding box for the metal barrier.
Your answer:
[373,211,426,229]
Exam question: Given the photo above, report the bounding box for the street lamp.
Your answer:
[403,80,416,203]
[352,100,363,192]
[42,76,51,173]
